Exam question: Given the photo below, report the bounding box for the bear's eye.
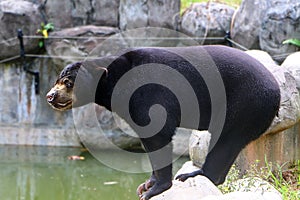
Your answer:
[63,79,73,88]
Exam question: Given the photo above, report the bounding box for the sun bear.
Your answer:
[46,45,281,200]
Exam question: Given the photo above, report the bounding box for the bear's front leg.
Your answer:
[138,166,172,200]
[137,140,173,200]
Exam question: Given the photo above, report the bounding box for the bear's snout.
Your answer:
[46,90,57,103]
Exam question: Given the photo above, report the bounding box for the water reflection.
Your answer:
[0,146,188,200]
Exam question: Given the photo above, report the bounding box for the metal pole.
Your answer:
[17,29,40,95]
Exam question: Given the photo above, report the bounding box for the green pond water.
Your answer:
[0,145,188,200]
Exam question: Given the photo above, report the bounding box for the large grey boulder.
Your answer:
[223,177,282,197]
[72,104,141,150]
[189,130,211,167]
[231,0,268,50]
[281,52,300,92]
[246,50,300,134]
[119,0,180,30]
[151,177,222,200]
[89,27,200,56]
[153,161,222,200]
[202,191,282,200]
[44,0,119,28]
[231,0,300,60]
[0,0,42,59]
[73,105,199,152]
[180,2,235,45]
[172,128,192,156]
[205,177,282,200]
[148,0,180,28]
[154,161,282,200]
[260,3,300,61]
[45,25,119,66]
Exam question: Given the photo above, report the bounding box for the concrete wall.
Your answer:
[237,123,300,171]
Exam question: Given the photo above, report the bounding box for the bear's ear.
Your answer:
[72,62,82,70]
[59,62,82,79]
[95,66,108,77]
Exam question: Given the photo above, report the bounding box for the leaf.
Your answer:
[42,29,48,38]
[39,41,44,48]
[282,39,300,47]
[44,23,54,31]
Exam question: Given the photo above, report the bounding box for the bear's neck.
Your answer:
[93,55,132,111]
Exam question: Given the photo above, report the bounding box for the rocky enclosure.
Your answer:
[0,0,299,170]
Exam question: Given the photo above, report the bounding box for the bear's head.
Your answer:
[46,59,109,111]
[46,62,82,111]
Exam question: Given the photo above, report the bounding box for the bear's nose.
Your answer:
[46,90,57,103]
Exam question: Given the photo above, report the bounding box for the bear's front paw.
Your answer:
[138,181,172,200]
[137,178,155,196]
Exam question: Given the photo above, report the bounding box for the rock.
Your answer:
[171,162,282,200]
[245,50,278,70]
[172,128,192,156]
[119,0,180,31]
[0,0,42,59]
[0,126,80,146]
[119,0,148,30]
[281,52,300,92]
[260,2,300,61]
[180,2,235,45]
[72,104,141,150]
[89,26,200,63]
[245,50,300,135]
[206,177,282,200]
[45,25,119,66]
[174,161,201,178]
[73,106,194,153]
[202,191,282,200]
[189,130,211,168]
[148,0,180,28]
[226,177,281,196]
[44,0,119,28]
[88,0,120,27]
[232,0,300,59]
[152,175,222,200]
[231,0,267,49]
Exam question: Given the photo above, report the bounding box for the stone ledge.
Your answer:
[0,126,80,147]
[153,161,282,200]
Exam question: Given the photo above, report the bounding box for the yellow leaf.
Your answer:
[42,29,48,38]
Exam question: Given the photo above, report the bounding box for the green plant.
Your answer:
[218,164,241,193]
[264,158,300,200]
[181,0,241,14]
[283,38,300,48]
[219,159,300,200]
[36,22,54,47]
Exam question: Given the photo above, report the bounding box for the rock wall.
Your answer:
[0,0,182,149]
[180,2,235,45]
[0,57,78,146]
[3,0,300,60]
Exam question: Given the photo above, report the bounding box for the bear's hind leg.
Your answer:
[176,134,247,185]
[201,135,248,185]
